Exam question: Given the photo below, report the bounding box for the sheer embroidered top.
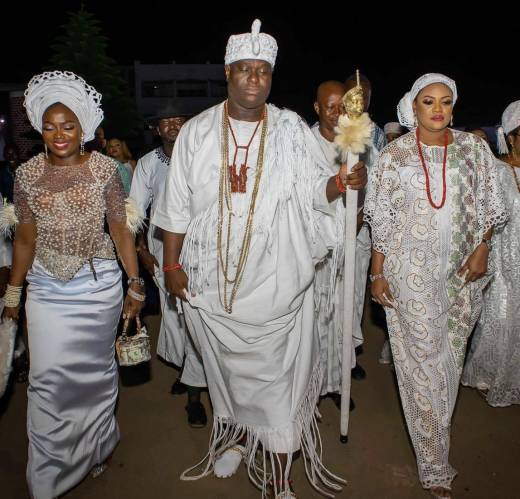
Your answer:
[14,151,127,281]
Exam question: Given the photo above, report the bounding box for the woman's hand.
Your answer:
[458,243,489,282]
[2,306,19,321]
[371,276,394,308]
[122,283,145,320]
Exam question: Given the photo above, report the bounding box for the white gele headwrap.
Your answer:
[383,122,403,135]
[224,19,278,68]
[497,101,520,155]
[24,71,103,142]
[397,73,457,130]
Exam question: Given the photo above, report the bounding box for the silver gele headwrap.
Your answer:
[397,73,457,130]
[225,19,278,68]
[497,100,520,155]
[24,71,104,142]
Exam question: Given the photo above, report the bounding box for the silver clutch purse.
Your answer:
[116,316,151,366]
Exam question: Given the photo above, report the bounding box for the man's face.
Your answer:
[95,127,107,149]
[385,133,401,143]
[470,129,489,144]
[225,59,272,110]
[157,117,187,143]
[314,88,345,134]
[4,146,19,165]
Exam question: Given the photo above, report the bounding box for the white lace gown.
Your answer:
[364,131,507,490]
[462,161,520,407]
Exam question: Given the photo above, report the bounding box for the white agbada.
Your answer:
[130,148,206,387]
[310,123,375,395]
[152,102,343,495]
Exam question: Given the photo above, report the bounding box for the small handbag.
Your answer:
[116,316,151,366]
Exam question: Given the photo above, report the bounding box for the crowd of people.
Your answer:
[0,18,518,499]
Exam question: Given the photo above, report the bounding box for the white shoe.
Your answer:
[214,445,245,478]
[378,339,393,364]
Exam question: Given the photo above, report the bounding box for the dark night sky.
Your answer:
[2,2,517,126]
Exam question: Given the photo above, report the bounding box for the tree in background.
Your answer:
[47,5,141,138]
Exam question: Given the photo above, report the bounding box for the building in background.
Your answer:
[133,61,226,119]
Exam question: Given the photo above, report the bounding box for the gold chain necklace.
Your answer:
[217,102,268,314]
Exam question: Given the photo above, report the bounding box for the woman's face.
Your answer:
[41,103,83,161]
[107,139,123,159]
[509,128,520,156]
[413,83,453,133]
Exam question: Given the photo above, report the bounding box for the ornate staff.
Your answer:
[334,70,374,443]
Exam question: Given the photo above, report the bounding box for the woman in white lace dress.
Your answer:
[463,101,520,407]
[364,74,507,498]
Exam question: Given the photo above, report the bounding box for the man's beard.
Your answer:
[163,134,178,144]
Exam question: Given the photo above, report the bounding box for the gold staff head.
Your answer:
[342,69,364,119]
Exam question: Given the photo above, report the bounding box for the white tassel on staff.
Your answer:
[334,69,373,443]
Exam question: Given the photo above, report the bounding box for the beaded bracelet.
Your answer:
[4,284,23,308]
[163,263,182,272]
[369,273,385,283]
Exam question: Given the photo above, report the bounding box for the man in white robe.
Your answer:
[130,106,207,427]
[152,20,366,497]
[311,81,377,409]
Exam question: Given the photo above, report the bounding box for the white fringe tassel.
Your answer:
[125,197,145,236]
[0,200,18,238]
[180,363,346,498]
[496,126,510,156]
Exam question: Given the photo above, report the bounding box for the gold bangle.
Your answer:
[127,288,145,302]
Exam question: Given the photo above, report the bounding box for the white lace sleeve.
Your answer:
[474,139,508,236]
[363,148,403,256]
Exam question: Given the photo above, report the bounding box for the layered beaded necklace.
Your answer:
[217,102,268,314]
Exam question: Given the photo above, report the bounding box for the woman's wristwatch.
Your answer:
[128,276,145,287]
